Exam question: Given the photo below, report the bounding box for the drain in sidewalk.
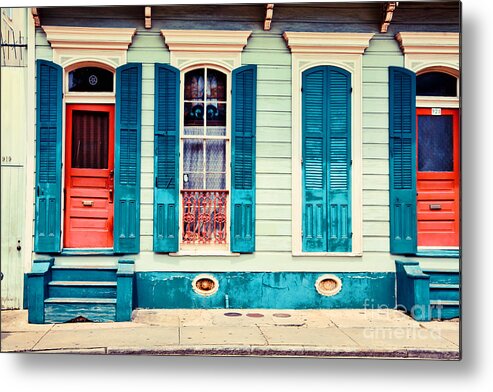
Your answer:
[224,312,242,317]
[246,313,264,318]
[273,313,291,318]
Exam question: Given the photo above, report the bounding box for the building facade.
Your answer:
[0,2,461,323]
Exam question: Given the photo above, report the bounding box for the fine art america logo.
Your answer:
[88,74,98,86]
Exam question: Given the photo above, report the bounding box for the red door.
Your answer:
[416,108,460,247]
[64,104,115,248]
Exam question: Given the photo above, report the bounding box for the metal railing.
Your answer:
[181,190,228,245]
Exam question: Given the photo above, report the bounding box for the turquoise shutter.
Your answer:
[302,66,351,253]
[231,65,257,253]
[153,64,180,252]
[114,63,142,254]
[327,67,352,252]
[34,60,63,253]
[302,67,327,252]
[389,66,417,254]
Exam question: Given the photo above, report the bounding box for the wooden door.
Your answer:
[416,108,460,247]
[64,104,115,248]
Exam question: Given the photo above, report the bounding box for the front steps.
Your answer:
[27,259,134,324]
[424,268,460,320]
[395,260,460,321]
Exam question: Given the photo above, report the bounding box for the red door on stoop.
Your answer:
[416,108,460,247]
[64,104,115,248]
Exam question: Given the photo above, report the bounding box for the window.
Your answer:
[182,68,227,190]
[416,72,457,97]
[301,65,352,253]
[68,67,114,92]
[181,67,229,247]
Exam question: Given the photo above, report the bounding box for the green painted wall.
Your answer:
[30,5,460,273]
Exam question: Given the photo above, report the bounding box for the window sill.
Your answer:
[169,250,240,257]
[292,252,363,257]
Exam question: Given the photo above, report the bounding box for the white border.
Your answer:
[39,26,134,252]
[161,29,250,255]
[283,32,374,257]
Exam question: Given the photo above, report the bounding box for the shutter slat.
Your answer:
[389,66,417,255]
[154,64,180,252]
[231,65,257,253]
[35,60,63,253]
[114,63,142,254]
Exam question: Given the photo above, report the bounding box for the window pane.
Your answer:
[206,173,226,190]
[183,139,204,173]
[71,111,109,169]
[68,67,113,92]
[206,140,226,172]
[184,102,204,127]
[206,102,226,129]
[418,115,453,172]
[185,69,205,100]
[183,173,204,189]
[416,72,457,97]
[207,69,227,101]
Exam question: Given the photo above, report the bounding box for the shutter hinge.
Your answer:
[350,159,353,166]
[301,157,303,165]
[350,87,353,93]
[350,232,353,238]
[301,87,303,93]
[301,230,303,237]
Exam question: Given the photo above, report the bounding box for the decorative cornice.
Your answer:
[396,32,459,54]
[161,30,252,53]
[42,26,136,50]
[283,32,375,54]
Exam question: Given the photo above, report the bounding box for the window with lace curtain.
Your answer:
[181,67,229,246]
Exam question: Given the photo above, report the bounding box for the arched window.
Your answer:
[182,67,228,190]
[181,66,229,247]
[416,71,457,97]
[68,66,114,92]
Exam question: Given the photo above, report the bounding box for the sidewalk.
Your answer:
[1,309,459,359]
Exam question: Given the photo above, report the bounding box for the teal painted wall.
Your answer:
[134,271,395,309]
[30,4,460,275]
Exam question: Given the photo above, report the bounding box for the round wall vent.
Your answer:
[315,274,342,296]
[192,274,219,296]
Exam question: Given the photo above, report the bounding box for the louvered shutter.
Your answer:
[34,60,63,253]
[114,63,142,254]
[389,66,417,254]
[302,66,352,253]
[231,65,257,253]
[153,64,180,252]
[302,67,327,252]
[327,67,352,252]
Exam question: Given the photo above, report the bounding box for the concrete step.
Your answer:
[48,281,117,299]
[430,300,460,320]
[44,297,116,323]
[429,283,460,301]
[51,266,117,282]
[422,269,460,285]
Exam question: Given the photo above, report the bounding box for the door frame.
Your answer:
[63,103,115,249]
[416,107,460,249]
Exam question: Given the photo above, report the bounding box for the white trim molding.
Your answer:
[283,32,374,54]
[395,32,459,73]
[161,29,251,52]
[42,25,136,69]
[284,32,373,257]
[161,29,251,70]
[42,26,136,50]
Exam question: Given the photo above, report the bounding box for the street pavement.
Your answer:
[0,309,460,359]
